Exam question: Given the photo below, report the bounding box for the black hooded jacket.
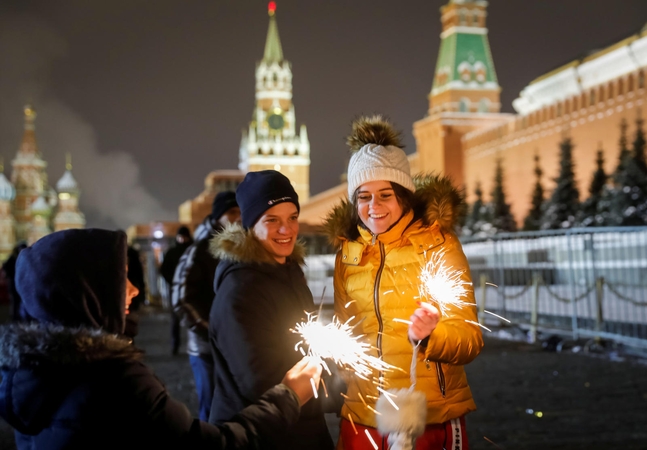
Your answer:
[0,229,302,450]
[208,224,334,450]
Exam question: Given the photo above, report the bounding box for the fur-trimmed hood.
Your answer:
[323,173,466,248]
[0,322,142,370]
[209,222,306,266]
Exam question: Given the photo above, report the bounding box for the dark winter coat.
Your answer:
[0,228,304,450]
[172,216,220,356]
[208,224,334,450]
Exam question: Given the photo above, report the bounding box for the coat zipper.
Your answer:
[374,239,386,386]
[434,361,446,397]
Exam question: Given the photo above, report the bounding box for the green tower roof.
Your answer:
[432,30,498,93]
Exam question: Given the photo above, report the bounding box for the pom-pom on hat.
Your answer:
[236,170,300,229]
[346,115,415,198]
[211,191,238,221]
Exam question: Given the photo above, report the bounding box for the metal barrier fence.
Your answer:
[461,227,647,348]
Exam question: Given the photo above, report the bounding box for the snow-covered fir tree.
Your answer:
[597,116,647,226]
[541,135,580,229]
[576,146,607,227]
[462,180,494,237]
[522,153,544,231]
[489,158,517,232]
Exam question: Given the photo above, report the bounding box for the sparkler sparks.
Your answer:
[292,313,397,378]
[418,250,472,316]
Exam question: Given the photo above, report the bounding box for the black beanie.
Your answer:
[211,191,238,221]
[236,170,300,228]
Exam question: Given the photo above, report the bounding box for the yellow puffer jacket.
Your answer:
[324,174,484,428]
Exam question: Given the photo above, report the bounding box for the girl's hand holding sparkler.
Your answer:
[408,301,440,341]
[281,356,323,406]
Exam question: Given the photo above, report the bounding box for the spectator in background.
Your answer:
[0,228,323,450]
[1,241,28,322]
[160,225,193,355]
[172,191,240,421]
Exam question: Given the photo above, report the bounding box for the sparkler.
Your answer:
[292,313,397,378]
[417,249,472,316]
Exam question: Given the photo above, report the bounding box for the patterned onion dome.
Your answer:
[56,170,78,192]
[30,196,51,215]
[0,173,15,201]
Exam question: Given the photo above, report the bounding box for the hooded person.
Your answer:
[172,191,240,421]
[207,170,335,450]
[324,115,483,450]
[0,228,324,450]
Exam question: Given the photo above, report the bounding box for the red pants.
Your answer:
[338,416,468,450]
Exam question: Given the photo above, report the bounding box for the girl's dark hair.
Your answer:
[350,182,416,235]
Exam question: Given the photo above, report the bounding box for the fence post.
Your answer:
[478,273,487,324]
[529,272,540,344]
[595,276,604,340]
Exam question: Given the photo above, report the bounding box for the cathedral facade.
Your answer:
[0,105,86,261]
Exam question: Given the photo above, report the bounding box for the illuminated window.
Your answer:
[478,98,489,113]
[459,98,470,112]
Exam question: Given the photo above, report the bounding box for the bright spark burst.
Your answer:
[292,313,397,378]
[418,250,472,316]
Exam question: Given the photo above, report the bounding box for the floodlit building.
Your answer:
[2,105,85,258]
[299,0,647,227]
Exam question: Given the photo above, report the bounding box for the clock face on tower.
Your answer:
[267,113,285,130]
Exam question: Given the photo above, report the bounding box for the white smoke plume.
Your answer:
[0,13,174,230]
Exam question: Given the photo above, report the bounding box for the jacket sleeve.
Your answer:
[172,242,210,340]
[423,235,484,366]
[127,361,300,449]
[210,271,294,401]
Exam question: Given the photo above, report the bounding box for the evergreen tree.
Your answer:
[489,158,517,232]
[462,181,494,237]
[522,153,544,231]
[600,116,647,225]
[541,135,580,229]
[576,146,607,226]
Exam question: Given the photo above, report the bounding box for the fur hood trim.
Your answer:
[209,222,306,266]
[323,173,466,248]
[0,322,142,369]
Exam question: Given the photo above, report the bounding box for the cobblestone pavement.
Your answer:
[2,307,647,449]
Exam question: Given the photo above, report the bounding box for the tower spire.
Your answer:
[263,2,283,62]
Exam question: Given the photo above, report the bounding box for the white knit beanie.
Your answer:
[347,143,416,198]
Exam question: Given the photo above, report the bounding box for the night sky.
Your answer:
[1,1,647,229]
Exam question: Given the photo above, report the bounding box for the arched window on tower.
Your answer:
[599,86,605,103]
[572,96,578,111]
[628,75,634,92]
[556,103,562,117]
[459,9,466,25]
[589,89,596,106]
[459,98,470,113]
[639,70,645,89]
[478,98,489,113]
[608,82,614,99]
[473,11,479,26]
[618,78,625,95]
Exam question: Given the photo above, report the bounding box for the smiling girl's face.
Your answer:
[356,180,403,235]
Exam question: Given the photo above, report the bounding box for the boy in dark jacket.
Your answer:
[0,228,322,450]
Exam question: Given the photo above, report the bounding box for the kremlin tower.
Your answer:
[239,1,311,202]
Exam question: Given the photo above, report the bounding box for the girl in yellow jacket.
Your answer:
[324,115,484,450]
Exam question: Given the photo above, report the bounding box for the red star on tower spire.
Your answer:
[268,1,276,16]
